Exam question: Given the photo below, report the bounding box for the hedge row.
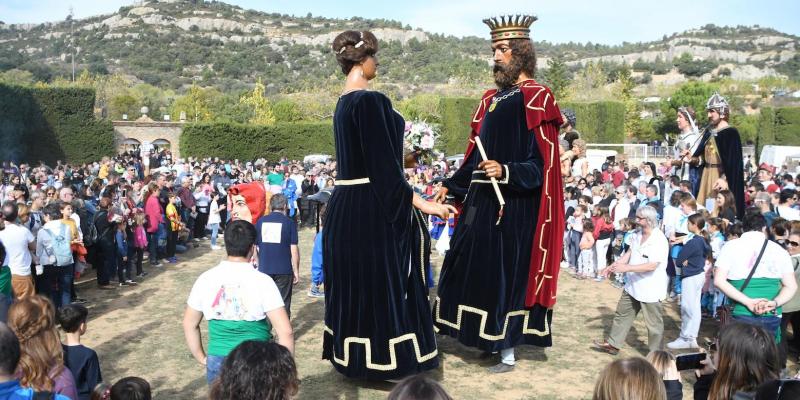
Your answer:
[560,101,626,145]
[757,107,800,153]
[439,97,625,155]
[0,83,114,164]
[180,122,334,161]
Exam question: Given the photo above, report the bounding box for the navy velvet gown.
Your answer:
[322,90,438,380]
[433,89,553,352]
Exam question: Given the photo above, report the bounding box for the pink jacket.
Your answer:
[133,225,148,248]
[144,195,163,233]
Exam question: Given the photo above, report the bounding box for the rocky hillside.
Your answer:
[1,0,798,92]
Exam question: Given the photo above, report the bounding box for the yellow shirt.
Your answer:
[166,203,181,231]
[98,164,109,180]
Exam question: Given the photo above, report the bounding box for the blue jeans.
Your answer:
[206,355,226,384]
[209,223,220,246]
[147,231,159,265]
[733,314,783,342]
[57,264,74,308]
[0,293,11,323]
[567,230,582,268]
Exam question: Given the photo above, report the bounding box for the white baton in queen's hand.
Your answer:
[474,136,505,225]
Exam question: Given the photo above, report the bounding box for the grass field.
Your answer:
[74,228,797,399]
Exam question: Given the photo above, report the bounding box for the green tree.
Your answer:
[209,93,252,123]
[613,66,644,139]
[170,84,215,122]
[568,62,613,101]
[396,94,442,123]
[239,78,275,125]
[272,99,303,122]
[660,81,720,125]
[656,81,720,138]
[0,69,35,85]
[108,93,137,120]
[542,56,571,101]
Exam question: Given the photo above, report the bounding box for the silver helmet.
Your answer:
[706,92,730,116]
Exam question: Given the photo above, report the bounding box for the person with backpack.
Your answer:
[35,204,74,309]
[93,198,116,289]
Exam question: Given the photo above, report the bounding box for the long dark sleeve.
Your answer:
[665,380,683,400]
[676,237,701,267]
[444,151,476,199]
[693,372,715,400]
[355,93,412,224]
[504,129,544,193]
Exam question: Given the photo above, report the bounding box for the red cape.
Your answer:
[462,79,565,309]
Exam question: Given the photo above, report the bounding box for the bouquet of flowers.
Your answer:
[404,120,440,166]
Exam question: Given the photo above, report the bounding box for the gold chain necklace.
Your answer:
[488,87,521,112]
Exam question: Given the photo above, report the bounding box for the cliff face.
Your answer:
[1,1,797,90]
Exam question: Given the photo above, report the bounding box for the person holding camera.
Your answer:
[693,322,780,400]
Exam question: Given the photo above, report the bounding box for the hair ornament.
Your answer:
[102,388,111,400]
[355,31,365,48]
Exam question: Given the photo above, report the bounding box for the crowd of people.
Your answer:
[3,19,800,400]
[556,96,800,397]
[0,150,349,399]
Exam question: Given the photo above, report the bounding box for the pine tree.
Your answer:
[614,65,643,139]
[543,55,571,101]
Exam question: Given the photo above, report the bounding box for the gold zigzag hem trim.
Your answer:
[432,297,550,340]
[323,325,438,371]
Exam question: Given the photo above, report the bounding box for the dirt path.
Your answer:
[75,229,794,399]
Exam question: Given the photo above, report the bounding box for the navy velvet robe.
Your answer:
[322,91,438,380]
[434,89,553,352]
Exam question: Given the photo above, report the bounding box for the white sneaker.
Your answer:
[211,245,222,250]
[666,338,699,350]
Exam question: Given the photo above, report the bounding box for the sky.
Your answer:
[1,0,799,45]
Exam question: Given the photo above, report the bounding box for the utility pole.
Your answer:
[68,6,74,82]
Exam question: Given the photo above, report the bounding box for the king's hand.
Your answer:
[478,160,503,179]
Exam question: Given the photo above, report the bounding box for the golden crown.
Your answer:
[483,14,538,42]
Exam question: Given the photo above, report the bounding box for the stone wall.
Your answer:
[113,120,184,158]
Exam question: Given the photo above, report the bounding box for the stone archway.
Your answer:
[121,138,141,153]
[113,120,184,158]
[152,138,171,152]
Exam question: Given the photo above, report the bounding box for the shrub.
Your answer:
[756,107,800,154]
[0,83,114,164]
[180,122,334,161]
[439,97,625,155]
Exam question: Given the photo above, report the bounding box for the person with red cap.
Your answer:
[757,163,781,194]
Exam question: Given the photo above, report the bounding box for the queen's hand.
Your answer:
[417,200,458,220]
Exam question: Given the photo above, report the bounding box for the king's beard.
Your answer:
[493,60,523,90]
